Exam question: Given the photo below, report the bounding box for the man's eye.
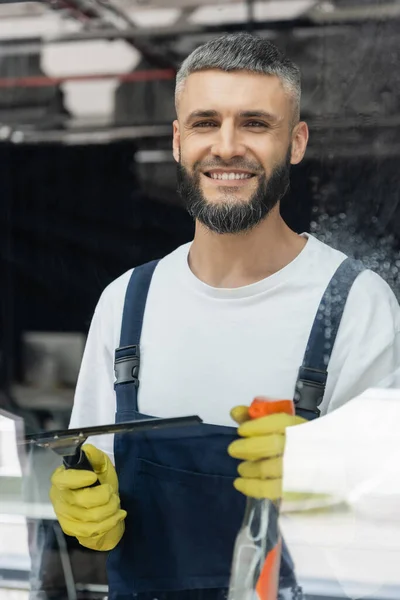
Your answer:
[245,121,268,128]
[193,121,217,128]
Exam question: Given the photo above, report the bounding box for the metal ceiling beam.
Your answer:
[42,5,400,45]
[310,0,400,22]
[0,123,172,144]
[0,68,174,88]
[107,0,311,8]
[0,1,46,18]
[48,0,179,69]
[172,5,198,27]
[41,17,321,44]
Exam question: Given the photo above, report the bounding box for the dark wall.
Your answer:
[0,141,194,386]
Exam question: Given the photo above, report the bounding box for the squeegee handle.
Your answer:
[63,445,100,488]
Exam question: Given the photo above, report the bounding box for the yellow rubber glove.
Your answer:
[49,444,127,551]
[228,405,305,500]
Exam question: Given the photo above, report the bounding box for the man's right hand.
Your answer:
[49,444,127,551]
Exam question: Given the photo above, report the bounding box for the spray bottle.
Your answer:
[228,397,295,600]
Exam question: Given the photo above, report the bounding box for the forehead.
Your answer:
[178,69,291,118]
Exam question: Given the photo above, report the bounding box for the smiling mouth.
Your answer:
[203,171,256,181]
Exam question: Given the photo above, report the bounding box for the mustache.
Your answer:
[193,159,263,174]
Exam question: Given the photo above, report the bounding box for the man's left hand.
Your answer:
[228,405,305,499]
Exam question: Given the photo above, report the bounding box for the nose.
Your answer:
[210,122,246,162]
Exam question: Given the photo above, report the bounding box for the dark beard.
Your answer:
[176,147,292,235]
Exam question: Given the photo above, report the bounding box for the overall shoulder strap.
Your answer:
[294,257,365,420]
[114,259,159,389]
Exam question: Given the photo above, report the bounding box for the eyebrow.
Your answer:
[238,110,279,122]
[185,110,219,124]
[185,109,280,125]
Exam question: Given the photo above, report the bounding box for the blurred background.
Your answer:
[0,0,400,599]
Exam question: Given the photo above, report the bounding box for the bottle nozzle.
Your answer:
[249,397,295,419]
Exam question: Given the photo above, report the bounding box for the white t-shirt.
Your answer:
[70,234,400,460]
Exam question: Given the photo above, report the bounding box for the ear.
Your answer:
[290,121,309,165]
[172,120,180,163]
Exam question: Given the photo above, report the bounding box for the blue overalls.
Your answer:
[107,257,365,600]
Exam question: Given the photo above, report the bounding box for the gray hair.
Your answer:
[175,33,301,125]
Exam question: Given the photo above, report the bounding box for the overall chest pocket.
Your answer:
[129,457,246,589]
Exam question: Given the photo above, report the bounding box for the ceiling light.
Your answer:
[189,0,317,25]
[127,8,182,27]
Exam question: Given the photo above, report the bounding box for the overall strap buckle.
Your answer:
[114,345,140,387]
[294,366,327,419]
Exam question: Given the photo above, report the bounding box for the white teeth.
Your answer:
[209,172,252,180]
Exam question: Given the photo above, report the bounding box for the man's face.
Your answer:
[173,70,308,234]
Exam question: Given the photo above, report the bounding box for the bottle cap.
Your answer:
[249,396,295,419]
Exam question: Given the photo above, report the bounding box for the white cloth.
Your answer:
[69,234,400,460]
